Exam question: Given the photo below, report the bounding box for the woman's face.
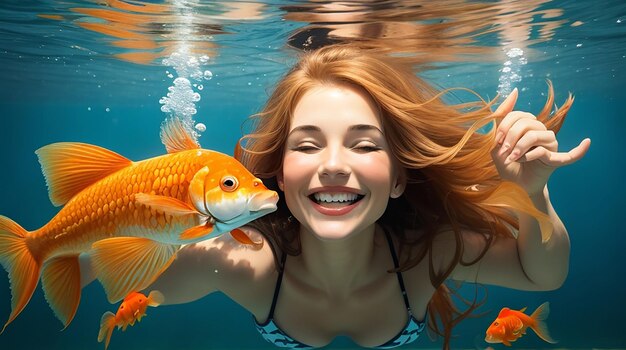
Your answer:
[280,83,404,240]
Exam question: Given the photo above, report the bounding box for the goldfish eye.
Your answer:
[220,176,239,192]
[494,322,499,326]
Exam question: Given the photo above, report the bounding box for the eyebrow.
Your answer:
[287,124,383,137]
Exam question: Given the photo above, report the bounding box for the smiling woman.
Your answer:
[280,84,403,239]
[146,43,589,349]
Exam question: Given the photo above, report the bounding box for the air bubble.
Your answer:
[195,123,206,132]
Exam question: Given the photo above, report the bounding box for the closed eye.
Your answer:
[351,142,381,153]
[291,144,320,152]
[355,145,381,152]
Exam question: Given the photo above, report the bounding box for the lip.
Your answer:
[307,186,365,216]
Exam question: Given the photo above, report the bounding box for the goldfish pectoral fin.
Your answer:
[147,290,165,307]
[230,228,263,249]
[179,224,214,241]
[160,117,201,153]
[0,215,39,335]
[97,311,116,350]
[503,339,512,346]
[91,237,179,303]
[41,256,82,329]
[35,142,132,206]
[530,302,556,344]
[134,193,199,216]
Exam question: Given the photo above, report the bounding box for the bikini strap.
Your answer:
[267,251,288,320]
[382,226,413,314]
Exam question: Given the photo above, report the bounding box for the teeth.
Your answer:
[313,192,359,203]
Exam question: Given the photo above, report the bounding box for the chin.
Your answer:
[307,221,359,241]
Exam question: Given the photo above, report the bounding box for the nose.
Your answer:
[318,144,351,178]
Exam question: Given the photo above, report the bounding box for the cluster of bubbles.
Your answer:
[497,47,527,97]
[159,51,213,140]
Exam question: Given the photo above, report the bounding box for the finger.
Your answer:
[516,146,549,164]
[493,88,519,143]
[496,112,540,154]
[505,130,557,163]
[522,138,591,167]
[493,88,519,119]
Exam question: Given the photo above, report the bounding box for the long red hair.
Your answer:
[238,43,572,348]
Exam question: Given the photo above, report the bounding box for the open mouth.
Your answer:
[308,192,365,208]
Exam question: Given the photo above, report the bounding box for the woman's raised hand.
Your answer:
[490,88,591,196]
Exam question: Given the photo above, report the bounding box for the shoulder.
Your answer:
[397,225,491,284]
[177,225,280,313]
[201,225,279,287]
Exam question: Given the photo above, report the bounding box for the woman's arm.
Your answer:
[516,185,569,288]
[151,227,278,306]
[446,89,588,290]
[79,227,277,307]
[446,185,569,291]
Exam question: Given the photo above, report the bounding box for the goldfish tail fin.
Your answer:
[41,256,82,329]
[147,290,165,307]
[530,302,557,344]
[0,215,40,334]
[97,311,116,350]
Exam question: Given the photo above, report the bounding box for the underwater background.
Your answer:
[0,0,624,349]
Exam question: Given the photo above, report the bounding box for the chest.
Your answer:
[266,270,430,348]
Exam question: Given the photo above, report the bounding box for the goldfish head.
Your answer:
[117,292,149,322]
[188,155,278,236]
[485,318,506,344]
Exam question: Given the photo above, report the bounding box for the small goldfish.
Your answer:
[485,302,556,346]
[0,117,278,332]
[98,290,164,350]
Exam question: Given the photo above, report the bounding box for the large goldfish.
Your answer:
[485,302,556,346]
[0,117,278,332]
[98,290,164,350]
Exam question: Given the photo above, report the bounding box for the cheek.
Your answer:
[281,153,315,188]
[356,155,394,188]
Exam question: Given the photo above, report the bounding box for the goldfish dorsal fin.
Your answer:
[91,237,179,303]
[519,306,527,313]
[160,117,200,154]
[35,142,132,206]
[234,141,243,161]
[497,307,512,317]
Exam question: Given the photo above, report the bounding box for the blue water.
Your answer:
[1,0,625,349]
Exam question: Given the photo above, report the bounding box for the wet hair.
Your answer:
[237,43,571,348]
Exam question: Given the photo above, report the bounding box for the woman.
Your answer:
[149,44,590,349]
